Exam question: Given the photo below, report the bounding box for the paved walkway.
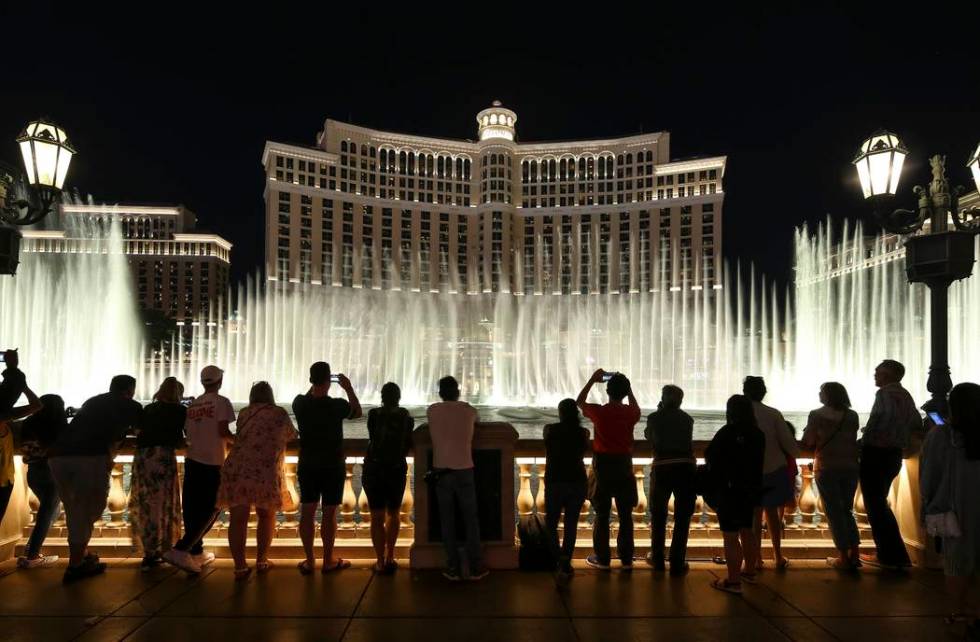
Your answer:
[0,558,975,641]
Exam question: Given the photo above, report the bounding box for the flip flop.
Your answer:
[256,560,275,574]
[711,578,742,595]
[234,567,252,582]
[322,558,351,574]
[297,560,314,576]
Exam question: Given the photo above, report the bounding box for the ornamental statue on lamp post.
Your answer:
[853,132,980,415]
[0,119,77,275]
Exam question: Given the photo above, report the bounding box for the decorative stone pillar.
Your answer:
[799,464,818,529]
[279,461,300,536]
[516,462,534,517]
[105,461,129,530]
[691,494,706,531]
[853,484,868,525]
[534,463,546,515]
[339,461,356,531]
[399,462,414,531]
[632,463,647,525]
[357,466,371,530]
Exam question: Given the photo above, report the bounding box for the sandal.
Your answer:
[234,567,252,582]
[826,557,856,571]
[322,558,351,574]
[711,578,743,595]
[297,560,314,576]
[256,560,275,574]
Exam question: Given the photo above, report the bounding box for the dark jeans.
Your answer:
[544,480,586,565]
[650,462,696,565]
[859,446,910,565]
[25,461,61,558]
[435,468,482,573]
[592,453,636,565]
[816,468,860,551]
[174,458,221,555]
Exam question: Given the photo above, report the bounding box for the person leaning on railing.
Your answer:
[644,384,695,575]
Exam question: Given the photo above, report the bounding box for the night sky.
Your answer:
[3,4,978,285]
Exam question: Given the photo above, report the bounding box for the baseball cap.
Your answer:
[201,365,224,385]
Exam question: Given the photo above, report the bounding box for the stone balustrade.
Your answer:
[0,429,928,565]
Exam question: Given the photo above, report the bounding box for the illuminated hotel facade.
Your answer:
[264,101,725,295]
[21,204,232,321]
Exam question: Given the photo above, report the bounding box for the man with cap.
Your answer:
[164,365,236,574]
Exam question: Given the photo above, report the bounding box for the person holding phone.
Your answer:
[577,369,641,570]
[802,382,861,570]
[292,361,362,574]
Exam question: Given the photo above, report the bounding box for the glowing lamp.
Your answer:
[967,141,980,195]
[853,130,907,198]
[16,119,75,190]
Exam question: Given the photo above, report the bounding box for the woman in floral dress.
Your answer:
[129,377,186,570]
[217,381,296,580]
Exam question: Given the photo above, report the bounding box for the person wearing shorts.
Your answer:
[293,362,361,575]
[361,382,414,573]
[706,395,765,595]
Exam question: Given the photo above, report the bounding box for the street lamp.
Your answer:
[852,130,980,414]
[0,118,76,274]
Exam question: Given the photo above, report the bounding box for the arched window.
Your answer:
[617,154,624,167]
[369,146,376,158]
[464,158,471,179]
[625,153,632,164]
[646,150,653,162]
[490,153,498,165]
[399,151,407,173]
[456,158,463,178]
[341,141,348,152]
[491,114,498,125]
[408,154,415,174]
[380,149,387,166]
[360,144,368,156]
[598,156,606,178]
[549,159,556,181]
[579,158,586,175]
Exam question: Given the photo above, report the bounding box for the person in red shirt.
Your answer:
[577,369,641,569]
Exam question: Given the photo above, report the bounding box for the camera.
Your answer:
[330,374,341,383]
[65,406,78,418]
[602,371,617,382]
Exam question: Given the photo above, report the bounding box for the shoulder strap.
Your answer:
[817,412,848,451]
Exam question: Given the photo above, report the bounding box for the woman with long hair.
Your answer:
[921,382,980,633]
[17,393,67,568]
[544,398,590,584]
[706,394,765,595]
[362,382,414,573]
[129,377,186,570]
[802,382,861,570]
[217,381,296,580]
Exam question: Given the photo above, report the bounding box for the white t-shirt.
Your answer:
[185,392,236,466]
[427,401,477,470]
[752,400,800,474]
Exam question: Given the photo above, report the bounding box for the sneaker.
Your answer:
[468,566,490,581]
[17,555,58,569]
[621,559,634,571]
[645,552,666,571]
[442,568,463,582]
[585,555,611,570]
[140,554,163,571]
[162,549,202,574]
[859,553,909,570]
[63,557,106,584]
[192,551,216,568]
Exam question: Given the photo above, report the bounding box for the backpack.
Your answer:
[517,513,556,571]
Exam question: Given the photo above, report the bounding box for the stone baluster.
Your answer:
[853,484,868,525]
[799,463,818,529]
[691,494,705,530]
[534,462,546,515]
[105,461,129,530]
[579,460,592,535]
[357,461,371,531]
[279,461,300,537]
[517,462,534,517]
[399,461,414,531]
[784,464,801,529]
[632,462,647,525]
[340,461,357,530]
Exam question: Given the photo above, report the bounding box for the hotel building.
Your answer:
[21,204,232,321]
[263,101,725,295]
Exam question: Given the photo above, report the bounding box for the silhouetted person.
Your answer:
[645,384,695,575]
[859,359,917,569]
[363,382,414,573]
[578,369,640,570]
[921,382,980,630]
[428,375,488,581]
[802,382,861,569]
[707,394,764,595]
[293,361,362,575]
[0,368,42,534]
[18,393,68,568]
[743,376,798,570]
[164,365,235,575]
[48,375,142,583]
[543,398,589,583]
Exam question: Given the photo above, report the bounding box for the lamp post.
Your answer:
[0,119,76,274]
[852,131,980,415]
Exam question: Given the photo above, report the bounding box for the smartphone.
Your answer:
[601,372,617,382]
[927,411,945,426]
[330,374,340,383]
[180,396,194,407]
[0,354,5,363]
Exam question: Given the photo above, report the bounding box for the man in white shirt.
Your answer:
[744,376,799,571]
[163,365,235,574]
[427,375,488,581]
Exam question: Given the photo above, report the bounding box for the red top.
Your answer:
[582,402,641,454]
